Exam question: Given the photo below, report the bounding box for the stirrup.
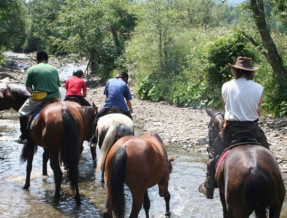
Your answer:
[198,183,214,199]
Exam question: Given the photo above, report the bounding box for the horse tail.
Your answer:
[97,124,118,172]
[111,146,127,218]
[20,141,37,163]
[61,108,80,189]
[242,167,270,216]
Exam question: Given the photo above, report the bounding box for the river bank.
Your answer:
[1,51,287,181]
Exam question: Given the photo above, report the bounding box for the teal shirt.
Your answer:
[26,63,61,99]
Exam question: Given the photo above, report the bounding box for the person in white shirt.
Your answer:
[199,57,269,199]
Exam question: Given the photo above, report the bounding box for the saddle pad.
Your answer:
[29,108,42,130]
[215,148,232,179]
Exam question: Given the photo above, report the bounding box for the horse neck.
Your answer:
[81,106,96,139]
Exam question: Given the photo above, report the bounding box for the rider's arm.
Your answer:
[26,87,33,94]
[221,95,225,110]
[127,100,133,113]
[257,93,263,116]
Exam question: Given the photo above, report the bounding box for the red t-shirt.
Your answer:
[65,76,87,96]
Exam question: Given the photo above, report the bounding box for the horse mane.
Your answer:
[96,114,134,172]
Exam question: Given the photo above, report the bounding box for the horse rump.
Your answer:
[242,167,270,216]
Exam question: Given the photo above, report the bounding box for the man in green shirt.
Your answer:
[18,51,61,144]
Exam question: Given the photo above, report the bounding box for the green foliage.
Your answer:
[136,73,166,101]
[0,0,28,51]
[172,79,207,108]
[0,53,7,67]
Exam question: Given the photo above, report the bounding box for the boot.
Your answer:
[198,159,216,199]
[198,175,215,199]
[18,115,29,144]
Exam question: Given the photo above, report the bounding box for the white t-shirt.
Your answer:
[222,78,263,121]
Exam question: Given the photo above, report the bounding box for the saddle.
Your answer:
[28,98,60,130]
[215,130,261,179]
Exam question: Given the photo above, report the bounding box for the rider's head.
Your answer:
[119,72,129,83]
[36,51,48,64]
[73,69,84,78]
[228,57,259,80]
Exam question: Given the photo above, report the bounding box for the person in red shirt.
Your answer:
[64,69,91,106]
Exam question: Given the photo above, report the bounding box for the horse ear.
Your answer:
[168,155,177,162]
[205,108,214,117]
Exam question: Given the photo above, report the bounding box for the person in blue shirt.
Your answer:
[96,71,133,119]
[90,72,133,145]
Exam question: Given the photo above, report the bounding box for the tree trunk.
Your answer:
[111,25,121,56]
[250,0,286,81]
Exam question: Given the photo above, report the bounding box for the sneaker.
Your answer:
[198,183,214,199]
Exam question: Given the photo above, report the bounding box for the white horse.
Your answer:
[96,113,134,180]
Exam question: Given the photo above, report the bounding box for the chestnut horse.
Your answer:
[20,101,87,204]
[95,113,134,182]
[207,110,286,217]
[0,83,97,174]
[103,133,176,218]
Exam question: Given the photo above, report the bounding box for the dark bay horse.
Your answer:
[207,110,286,217]
[0,83,30,111]
[21,101,86,204]
[103,133,176,218]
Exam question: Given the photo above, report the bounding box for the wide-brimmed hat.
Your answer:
[228,57,259,71]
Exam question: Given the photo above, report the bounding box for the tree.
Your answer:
[0,0,27,51]
[249,0,286,81]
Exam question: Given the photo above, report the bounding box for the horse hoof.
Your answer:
[23,184,30,190]
[165,211,171,217]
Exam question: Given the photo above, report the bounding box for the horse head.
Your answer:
[0,83,30,111]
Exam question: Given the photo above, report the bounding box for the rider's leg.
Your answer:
[18,115,29,144]
[18,98,42,144]
[256,126,270,149]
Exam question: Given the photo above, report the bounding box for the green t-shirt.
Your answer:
[26,63,61,99]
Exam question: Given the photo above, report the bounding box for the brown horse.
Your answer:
[207,110,286,217]
[103,132,176,218]
[0,83,97,174]
[20,101,88,204]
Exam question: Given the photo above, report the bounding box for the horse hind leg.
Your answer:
[49,154,63,201]
[42,148,49,175]
[22,140,36,190]
[143,190,150,218]
[130,190,145,218]
[89,142,97,168]
[268,204,283,218]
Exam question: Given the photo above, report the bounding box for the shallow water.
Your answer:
[0,114,286,218]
